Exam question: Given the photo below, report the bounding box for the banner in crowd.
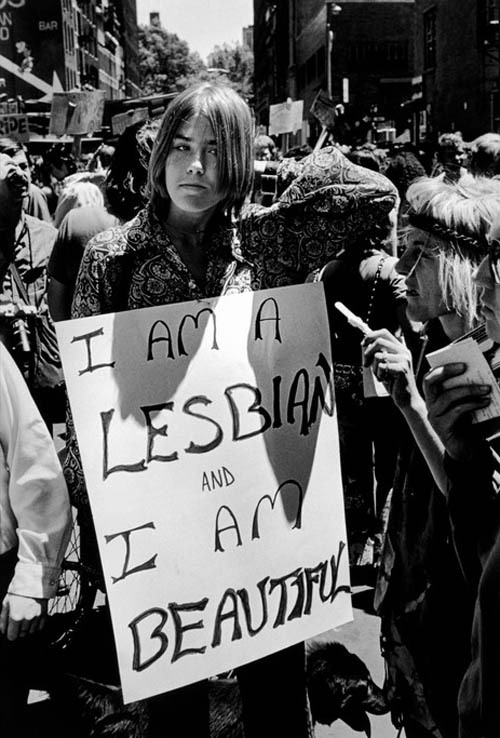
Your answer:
[268,99,304,136]
[49,90,105,136]
[56,283,351,703]
[0,113,29,142]
[310,90,338,131]
[111,107,149,136]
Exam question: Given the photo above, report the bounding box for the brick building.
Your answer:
[413,0,500,141]
[253,0,416,146]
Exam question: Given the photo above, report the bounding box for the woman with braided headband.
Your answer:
[363,174,500,738]
[421,212,500,738]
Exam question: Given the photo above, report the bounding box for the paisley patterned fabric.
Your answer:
[65,145,398,514]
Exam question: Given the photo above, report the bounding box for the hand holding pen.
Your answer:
[335,301,417,406]
[334,301,373,336]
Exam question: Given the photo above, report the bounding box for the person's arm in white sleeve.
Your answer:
[0,344,71,638]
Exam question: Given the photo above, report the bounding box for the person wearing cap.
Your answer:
[363,174,500,738]
[422,214,500,738]
[64,82,399,738]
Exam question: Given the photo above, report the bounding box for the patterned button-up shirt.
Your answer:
[65,145,398,515]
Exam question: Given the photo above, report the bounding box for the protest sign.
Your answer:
[56,283,351,703]
[111,107,149,136]
[268,99,304,136]
[310,90,337,131]
[49,90,105,136]
[0,113,29,142]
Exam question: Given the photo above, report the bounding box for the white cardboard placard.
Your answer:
[56,283,351,703]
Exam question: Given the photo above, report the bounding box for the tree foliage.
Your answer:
[207,42,254,100]
[138,25,205,94]
[137,26,254,101]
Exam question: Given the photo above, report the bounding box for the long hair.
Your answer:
[406,174,500,327]
[148,83,254,218]
[106,119,160,221]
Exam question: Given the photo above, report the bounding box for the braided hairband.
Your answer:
[407,212,488,253]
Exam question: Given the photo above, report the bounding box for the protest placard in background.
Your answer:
[56,283,351,703]
[49,90,105,136]
[310,90,338,131]
[268,99,304,136]
[0,114,29,142]
[111,107,149,136]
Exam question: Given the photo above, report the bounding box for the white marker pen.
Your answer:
[334,301,372,336]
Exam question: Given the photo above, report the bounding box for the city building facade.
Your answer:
[413,0,500,141]
[0,0,139,104]
[253,0,416,147]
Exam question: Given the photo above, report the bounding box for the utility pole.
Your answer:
[325,1,342,99]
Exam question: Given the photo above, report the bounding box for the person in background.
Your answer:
[0,149,64,432]
[467,132,500,178]
[252,132,280,205]
[52,143,117,228]
[431,131,468,182]
[48,119,160,322]
[53,179,105,229]
[364,174,500,737]
[0,341,71,738]
[254,133,279,162]
[38,145,77,216]
[314,204,416,569]
[422,215,500,738]
[383,143,427,231]
[0,138,52,223]
[347,146,382,173]
[64,82,398,738]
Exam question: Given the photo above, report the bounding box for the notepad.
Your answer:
[427,337,500,439]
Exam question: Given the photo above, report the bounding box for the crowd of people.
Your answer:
[2,82,500,737]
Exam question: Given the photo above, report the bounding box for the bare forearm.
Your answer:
[400,394,448,496]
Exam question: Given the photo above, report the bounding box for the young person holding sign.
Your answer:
[63,82,398,737]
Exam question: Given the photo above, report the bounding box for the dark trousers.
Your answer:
[126,642,312,738]
[236,641,313,738]
[0,548,40,738]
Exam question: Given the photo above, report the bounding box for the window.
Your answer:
[423,8,436,69]
[479,0,500,46]
[486,0,500,24]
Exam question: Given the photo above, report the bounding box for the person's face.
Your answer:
[256,145,273,161]
[0,152,30,214]
[474,255,500,342]
[397,227,447,322]
[10,149,31,188]
[165,114,224,219]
